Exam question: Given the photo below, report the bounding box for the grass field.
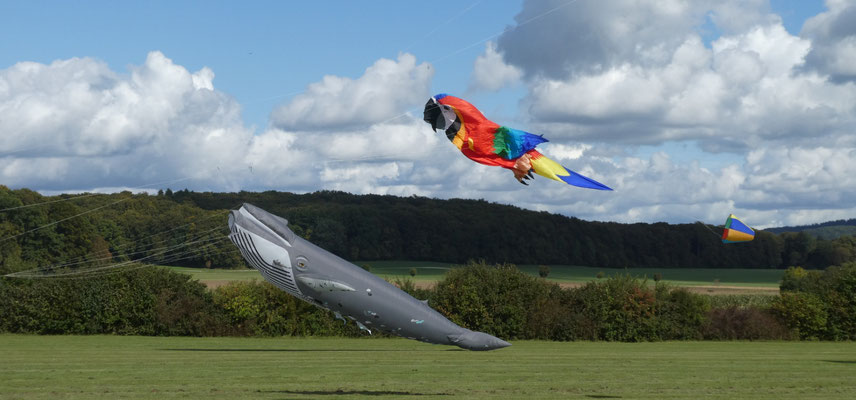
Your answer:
[170,261,785,289]
[1,335,854,399]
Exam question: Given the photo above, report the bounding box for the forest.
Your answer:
[1,185,854,275]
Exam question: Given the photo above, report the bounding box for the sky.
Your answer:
[0,0,854,228]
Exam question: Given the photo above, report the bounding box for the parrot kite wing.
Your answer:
[721,214,755,243]
[424,93,611,190]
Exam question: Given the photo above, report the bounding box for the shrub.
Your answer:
[432,261,554,340]
[212,280,361,337]
[655,286,710,340]
[538,265,550,278]
[0,266,228,336]
[566,275,660,341]
[706,294,776,310]
[391,277,432,302]
[704,306,791,340]
[774,262,856,340]
[770,292,828,340]
[780,266,822,292]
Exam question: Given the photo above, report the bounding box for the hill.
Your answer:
[767,219,856,239]
[1,187,854,273]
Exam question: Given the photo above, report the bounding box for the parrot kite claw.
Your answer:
[423,94,612,191]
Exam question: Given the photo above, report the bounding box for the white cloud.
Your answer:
[3,0,855,230]
[472,0,856,226]
[269,53,433,131]
[801,0,856,82]
[0,52,257,190]
[470,42,523,92]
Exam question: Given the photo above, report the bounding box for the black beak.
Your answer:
[423,98,443,131]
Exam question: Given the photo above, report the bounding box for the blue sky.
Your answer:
[2,0,854,228]
[1,1,523,128]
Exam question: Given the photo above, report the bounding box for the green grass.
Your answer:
[1,335,854,399]
[167,262,785,288]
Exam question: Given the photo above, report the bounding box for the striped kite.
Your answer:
[721,214,755,243]
[423,94,611,190]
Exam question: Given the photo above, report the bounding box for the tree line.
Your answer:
[3,261,854,341]
[1,186,855,275]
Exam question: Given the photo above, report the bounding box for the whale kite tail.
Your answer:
[527,150,612,191]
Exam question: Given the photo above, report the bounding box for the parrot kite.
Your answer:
[423,94,612,190]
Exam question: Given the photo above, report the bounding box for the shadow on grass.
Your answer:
[258,389,451,396]
[585,396,622,399]
[161,348,430,352]
[821,360,856,364]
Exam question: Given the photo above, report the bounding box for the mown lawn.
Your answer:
[170,262,785,288]
[1,335,853,399]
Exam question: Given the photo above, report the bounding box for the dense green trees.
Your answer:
[1,186,855,274]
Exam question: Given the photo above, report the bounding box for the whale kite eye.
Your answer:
[296,256,309,269]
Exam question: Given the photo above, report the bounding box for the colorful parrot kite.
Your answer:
[721,214,755,243]
[423,94,612,190]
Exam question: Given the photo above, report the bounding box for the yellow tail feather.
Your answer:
[529,154,570,182]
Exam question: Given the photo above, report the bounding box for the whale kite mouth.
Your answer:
[228,204,303,298]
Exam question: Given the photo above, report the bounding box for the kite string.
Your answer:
[40,225,228,271]
[6,234,233,278]
[400,0,484,53]
[43,209,233,270]
[40,246,245,281]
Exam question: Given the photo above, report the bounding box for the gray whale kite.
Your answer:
[228,203,511,351]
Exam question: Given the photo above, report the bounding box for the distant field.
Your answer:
[360,261,784,288]
[167,266,262,282]
[2,335,854,399]
[169,262,785,290]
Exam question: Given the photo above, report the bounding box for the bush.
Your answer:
[0,267,231,336]
[655,286,710,340]
[770,292,828,340]
[774,262,856,340]
[390,277,432,302]
[706,294,776,310]
[212,280,361,337]
[704,306,791,340]
[566,275,660,341]
[432,261,555,340]
[780,266,822,292]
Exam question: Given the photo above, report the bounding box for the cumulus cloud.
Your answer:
[470,42,523,92]
[0,52,256,190]
[801,0,856,82]
[468,0,856,225]
[496,0,710,80]
[3,0,855,229]
[269,53,433,131]
[0,50,454,199]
